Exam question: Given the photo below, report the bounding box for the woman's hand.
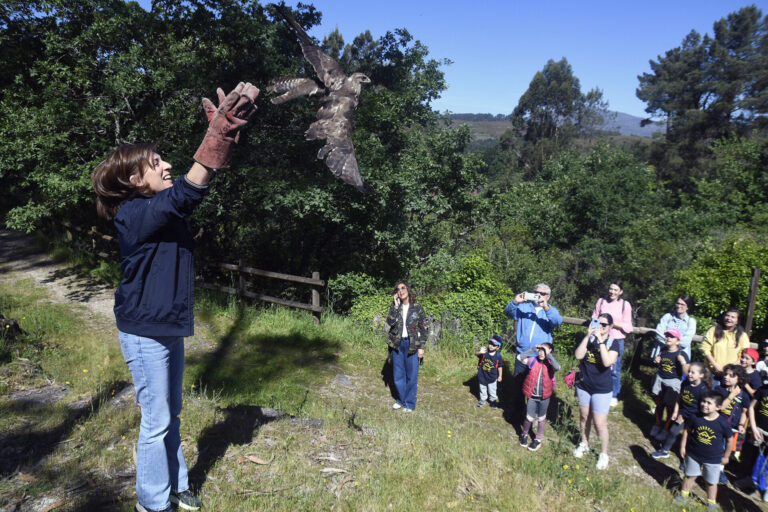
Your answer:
[417,348,424,358]
[393,293,401,308]
[654,355,661,364]
[754,428,764,443]
[194,82,259,170]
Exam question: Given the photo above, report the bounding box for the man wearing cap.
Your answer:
[504,284,562,410]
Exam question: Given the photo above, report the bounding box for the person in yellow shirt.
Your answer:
[701,308,750,385]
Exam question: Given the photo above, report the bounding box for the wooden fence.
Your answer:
[60,221,325,324]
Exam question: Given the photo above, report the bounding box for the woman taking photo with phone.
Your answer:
[591,281,633,407]
[385,281,428,412]
[573,313,619,470]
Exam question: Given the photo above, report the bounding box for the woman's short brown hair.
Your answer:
[92,143,156,220]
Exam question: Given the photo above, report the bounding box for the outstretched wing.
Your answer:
[267,77,324,104]
[277,6,346,90]
[310,97,368,193]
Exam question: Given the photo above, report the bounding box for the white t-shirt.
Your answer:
[529,306,543,342]
[401,304,410,338]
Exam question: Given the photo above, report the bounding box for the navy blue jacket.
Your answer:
[113,176,208,337]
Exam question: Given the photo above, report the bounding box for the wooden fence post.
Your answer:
[238,259,246,298]
[745,267,761,335]
[312,271,321,325]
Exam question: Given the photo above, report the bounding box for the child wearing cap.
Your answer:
[756,341,768,386]
[741,347,762,397]
[476,336,504,409]
[517,342,560,451]
[650,329,690,443]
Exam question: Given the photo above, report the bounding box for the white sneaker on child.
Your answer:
[392,403,402,410]
[573,441,590,458]
[596,452,609,470]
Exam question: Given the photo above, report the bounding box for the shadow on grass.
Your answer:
[629,444,682,491]
[380,349,398,402]
[182,305,341,490]
[0,380,130,476]
[188,404,285,490]
[629,445,764,511]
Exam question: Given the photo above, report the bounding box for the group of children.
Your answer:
[646,327,768,508]
[474,329,768,508]
[475,336,559,452]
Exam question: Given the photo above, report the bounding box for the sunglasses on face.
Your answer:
[599,322,609,327]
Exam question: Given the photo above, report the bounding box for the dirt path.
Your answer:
[0,229,115,326]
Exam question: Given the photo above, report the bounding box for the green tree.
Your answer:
[636,6,768,189]
[510,58,609,177]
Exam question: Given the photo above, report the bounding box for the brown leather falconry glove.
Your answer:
[193,82,259,169]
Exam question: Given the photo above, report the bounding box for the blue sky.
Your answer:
[137,0,766,118]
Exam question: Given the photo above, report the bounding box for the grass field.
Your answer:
[0,276,764,511]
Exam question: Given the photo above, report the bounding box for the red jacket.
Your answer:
[522,358,556,399]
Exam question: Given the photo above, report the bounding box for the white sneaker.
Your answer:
[596,452,609,470]
[573,441,590,458]
[610,398,618,408]
[392,402,402,410]
[403,408,413,413]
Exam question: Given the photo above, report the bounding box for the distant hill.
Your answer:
[448,111,663,140]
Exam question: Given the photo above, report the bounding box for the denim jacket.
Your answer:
[113,176,208,337]
[385,302,428,354]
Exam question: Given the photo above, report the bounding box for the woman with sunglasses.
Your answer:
[573,313,619,470]
[385,281,428,411]
[652,294,696,359]
[591,281,633,407]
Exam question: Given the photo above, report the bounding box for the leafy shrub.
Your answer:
[674,236,768,340]
[327,272,383,313]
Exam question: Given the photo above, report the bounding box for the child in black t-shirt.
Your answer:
[475,335,504,408]
[652,361,713,459]
[749,381,768,444]
[677,391,733,509]
[650,329,690,442]
[741,347,762,397]
[749,383,768,502]
[715,364,750,476]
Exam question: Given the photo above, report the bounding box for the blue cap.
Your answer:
[489,335,502,346]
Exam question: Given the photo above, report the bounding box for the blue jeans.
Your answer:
[611,338,625,398]
[119,331,189,511]
[392,337,419,410]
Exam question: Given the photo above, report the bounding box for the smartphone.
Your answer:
[523,292,540,302]
[590,318,600,330]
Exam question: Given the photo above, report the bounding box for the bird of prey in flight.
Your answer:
[268,6,371,193]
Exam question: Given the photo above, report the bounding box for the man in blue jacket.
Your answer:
[504,283,563,412]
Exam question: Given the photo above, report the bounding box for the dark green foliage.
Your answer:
[636,6,768,189]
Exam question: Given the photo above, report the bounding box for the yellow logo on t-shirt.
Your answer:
[695,426,717,446]
[660,357,676,374]
[585,347,598,364]
[680,389,695,406]
[759,397,768,418]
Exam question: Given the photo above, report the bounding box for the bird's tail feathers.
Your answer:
[276,5,315,47]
